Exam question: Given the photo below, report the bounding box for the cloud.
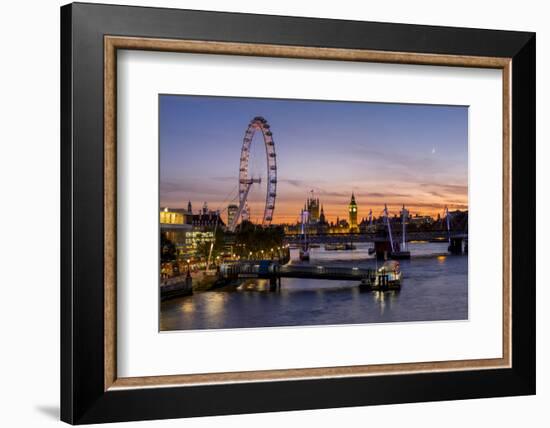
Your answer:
[160,181,187,194]
[406,201,469,210]
[160,179,235,201]
[279,179,309,187]
[421,183,468,195]
[361,191,409,198]
[210,176,237,182]
[427,191,446,198]
[351,147,437,171]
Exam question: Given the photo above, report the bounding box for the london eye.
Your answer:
[228,116,277,231]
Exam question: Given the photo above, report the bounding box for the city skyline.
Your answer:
[160,95,468,223]
[169,195,458,226]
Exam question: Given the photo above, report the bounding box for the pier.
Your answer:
[160,270,193,300]
[220,261,399,291]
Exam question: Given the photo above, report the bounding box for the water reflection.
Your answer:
[179,299,195,314]
[161,242,467,331]
[371,290,400,316]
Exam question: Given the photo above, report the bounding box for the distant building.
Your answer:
[410,214,434,225]
[161,224,214,259]
[306,197,320,223]
[227,204,238,227]
[359,217,376,233]
[337,218,350,229]
[348,193,358,232]
[192,213,225,228]
[160,205,221,258]
[319,205,326,224]
[160,208,185,225]
[185,230,215,254]
[164,201,222,229]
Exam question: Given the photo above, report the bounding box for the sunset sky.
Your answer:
[160,95,468,224]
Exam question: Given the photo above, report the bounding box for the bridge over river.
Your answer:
[284,230,467,245]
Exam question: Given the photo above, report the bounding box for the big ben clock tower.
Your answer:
[348,192,358,232]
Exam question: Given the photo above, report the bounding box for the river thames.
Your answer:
[160,242,468,331]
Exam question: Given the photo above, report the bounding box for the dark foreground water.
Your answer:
[160,242,468,331]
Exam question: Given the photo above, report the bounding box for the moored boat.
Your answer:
[360,260,402,290]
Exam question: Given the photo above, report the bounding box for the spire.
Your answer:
[350,192,356,204]
[187,200,192,213]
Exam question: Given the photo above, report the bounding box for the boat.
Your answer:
[375,260,402,288]
[360,260,402,290]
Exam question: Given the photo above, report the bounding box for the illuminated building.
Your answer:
[227,204,238,227]
[306,197,320,223]
[160,207,193,257]
[161,227,215,259]
[185,230,215,252]
[160,206,220,257]
[160,218,215,258]
[410,214,434,225]
[348,192,358,232]
[160,208,185,225]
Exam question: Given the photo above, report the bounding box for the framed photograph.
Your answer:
[61,2,535,424]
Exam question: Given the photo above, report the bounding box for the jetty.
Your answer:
[219,260,402,291]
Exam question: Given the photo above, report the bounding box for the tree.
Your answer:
[160,232,177,262]
[233,221,284,257]
[195,228,226,262]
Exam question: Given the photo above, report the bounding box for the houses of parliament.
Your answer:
[288,193,361,235]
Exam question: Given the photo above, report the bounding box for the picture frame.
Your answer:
[61,2,535,424]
